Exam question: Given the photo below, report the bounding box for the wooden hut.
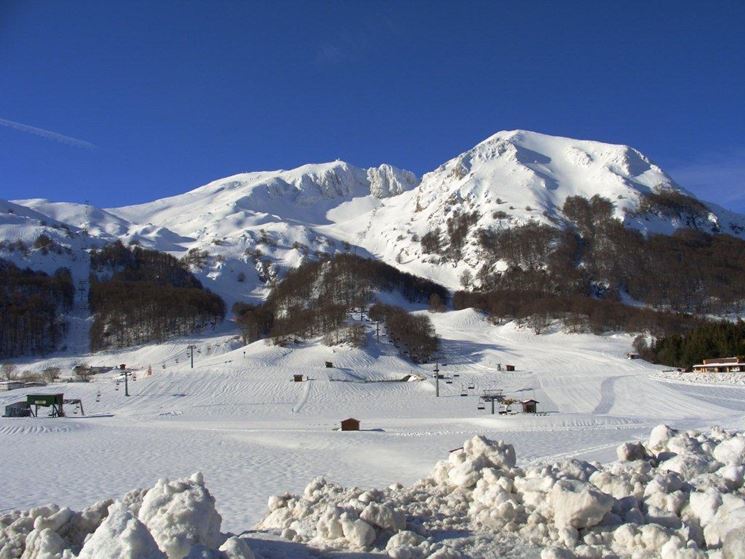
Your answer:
[505,364,516,372]
[293,374,304,382]
[3,401,31,417]
[340,418,360,431]
[521,399,539,414]
[693,357,745,373]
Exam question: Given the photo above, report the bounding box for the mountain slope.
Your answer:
[4,129,744,304]
[330,130,745,289]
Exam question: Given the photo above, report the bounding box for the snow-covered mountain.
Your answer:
[328,130,745,288]
[3,130,744,300]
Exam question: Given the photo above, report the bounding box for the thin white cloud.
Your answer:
[668,147,745,213]
[0,116,96,150]
[314,43,346,65]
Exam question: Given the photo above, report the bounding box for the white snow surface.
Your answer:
[2,310,745,557]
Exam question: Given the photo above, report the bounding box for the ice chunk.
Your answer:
[77,502,166,559]
[713,435,745,466]
[138,473,222,559]
[549,480,613,529]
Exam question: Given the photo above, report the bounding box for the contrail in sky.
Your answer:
[0,117,96,150]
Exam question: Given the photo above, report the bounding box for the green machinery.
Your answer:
[25,394,84,417]
[3,394,85,418]
[26,394,65,417]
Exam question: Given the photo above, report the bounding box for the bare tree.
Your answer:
[1,363,16,380]
[42,367,61,383]
[428,293,446,313]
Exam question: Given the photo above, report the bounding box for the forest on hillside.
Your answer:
[636,320,745,368]
[89,242,225,350]
[0,259,74,358]
[453,289,707,338]
[233,254,441,361]
[431,194,745,316]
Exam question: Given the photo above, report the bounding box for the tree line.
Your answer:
[89,243,225,350]
[369,303,439,362]
[233,254,444,359]
[468,195,745,316]
[635,320,745,369]
[453,289,707,337]
[0,259,74,358]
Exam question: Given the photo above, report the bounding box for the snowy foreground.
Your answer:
[1,310,745,557]
[2,425,745,558]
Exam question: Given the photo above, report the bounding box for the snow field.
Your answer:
[1,310,744,557]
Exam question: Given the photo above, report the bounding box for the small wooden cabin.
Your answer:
[693,356,745,373]
[505,364,516,372]
[293,374,304,382]
[340,418,360,431]
[325,361,333,368]
[521,399,539,414]
[3,401,31,417]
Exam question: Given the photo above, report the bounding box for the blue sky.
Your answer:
[1,0,744,211]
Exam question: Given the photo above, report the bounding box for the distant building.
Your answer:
[3,401,31,417]
[521,399,539,414]
[693,357,745,373]
[293,374,304,382]
[0,381,25,392]
[340,418,360,431]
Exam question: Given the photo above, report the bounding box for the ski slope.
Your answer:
[2,309,744,545]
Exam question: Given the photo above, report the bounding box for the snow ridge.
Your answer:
[3,130,744,299]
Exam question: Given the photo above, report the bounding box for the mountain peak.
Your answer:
[3,130,744,300]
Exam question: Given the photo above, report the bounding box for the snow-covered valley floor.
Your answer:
[2,309,744,557]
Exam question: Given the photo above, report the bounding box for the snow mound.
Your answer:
[78,502,165,559]
[0,474,254,559]
[652,370,745,386]
[258,426,745,558]
[138,472,223,558]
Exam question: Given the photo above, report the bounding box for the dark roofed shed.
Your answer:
[340,418,360,431]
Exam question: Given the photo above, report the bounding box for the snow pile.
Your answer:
[0,473,254,559]
[652,370,745,386]
[258,425,745,558]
